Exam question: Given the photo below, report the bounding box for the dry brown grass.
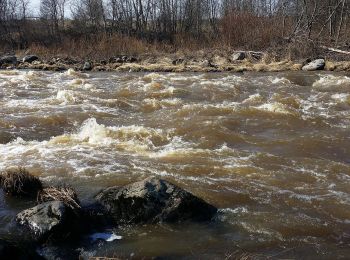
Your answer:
[26,34,171,61]
[0,167,43,197]
[37,186,80,209]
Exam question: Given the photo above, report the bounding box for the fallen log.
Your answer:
[321,46,350,55]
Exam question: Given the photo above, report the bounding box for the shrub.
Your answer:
[0,167,43,197]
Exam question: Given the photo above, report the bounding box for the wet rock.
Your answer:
[232,52,246,61]
[37,245,80,260]
[0,55,17,65]
[95,177,217,224]
[0,239,43,259]
[16,201,81,243]
[0,167,43,197]
[83,61,92,71]
[80,203,112,230]
[302,59,325,71]
[23,55,39,63]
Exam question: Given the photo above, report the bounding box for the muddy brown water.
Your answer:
[0,69,349,258]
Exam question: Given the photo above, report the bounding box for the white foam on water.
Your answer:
[242,93,264,104]
[220,207,249,214]
[65,68,89,78]
[268,76,291,84]
[255,102,298,115]
[47,118,172,155]
[56,90,76,104]
[313,75,350,89]
[331,93,350,103]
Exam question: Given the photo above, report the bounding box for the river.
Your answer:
[0,69,349,258]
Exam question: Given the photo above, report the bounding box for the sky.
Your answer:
[29,0,73,17]
[29,0,41,16]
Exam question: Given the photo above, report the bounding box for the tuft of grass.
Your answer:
[0,167,43,197]
[37,186,80,209]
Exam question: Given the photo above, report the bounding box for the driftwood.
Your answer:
[321,46,350,55]
[37,186,81,209]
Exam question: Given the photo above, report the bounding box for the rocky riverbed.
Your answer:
[1,52,350,73]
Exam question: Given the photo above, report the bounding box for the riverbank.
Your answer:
[1,51,350,73]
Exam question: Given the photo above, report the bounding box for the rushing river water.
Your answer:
[0,69,349,258]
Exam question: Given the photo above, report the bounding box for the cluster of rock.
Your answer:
[0,53,329,72]
[0,168,217,258]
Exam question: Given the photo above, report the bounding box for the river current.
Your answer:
[0,69,349,258]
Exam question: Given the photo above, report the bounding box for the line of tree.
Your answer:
[1,0,350,53]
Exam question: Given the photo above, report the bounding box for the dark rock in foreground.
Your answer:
[302,58,325,71]
[23,55,39,63]
[95,177,217,224]
[0,239,44,260]
[16,201,81,243]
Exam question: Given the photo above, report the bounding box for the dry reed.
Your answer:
[37,186,80,209]
[0,167,43,197]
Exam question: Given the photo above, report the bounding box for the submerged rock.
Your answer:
[95,177,217,224]
[0,167,43,197]
[302,59,325,71]
[23,55,39,63]
[16,201,81,243]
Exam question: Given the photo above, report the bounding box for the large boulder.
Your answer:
[302,59,325,71]
[16,201,81,243]
[0,55,17,65]
[95,177,217,224]
[23,55,39,63]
